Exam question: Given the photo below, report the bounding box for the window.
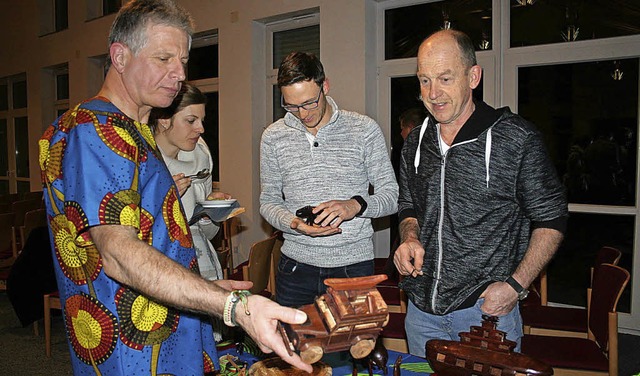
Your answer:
[0,74,28,195]
[87,0,121,20]
[55,67,69,116]
[38,0,67,35]
[511,0,640,47]
[187,31,220,182]
[188,32,219,81]
[265,12,320,123]
[385,0,492,60]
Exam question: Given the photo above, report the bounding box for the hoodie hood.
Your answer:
[414,100,508,187]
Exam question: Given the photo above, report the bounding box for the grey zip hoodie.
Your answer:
[260,96,398,267]
[398,100,568,315]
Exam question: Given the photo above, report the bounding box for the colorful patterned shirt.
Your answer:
[38,97,218,375]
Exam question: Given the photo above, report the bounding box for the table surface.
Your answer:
[217,343,434,375]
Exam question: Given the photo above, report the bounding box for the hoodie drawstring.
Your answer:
[485,128,492,188]
[414,117,430,174]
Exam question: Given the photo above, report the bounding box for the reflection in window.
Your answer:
[200,92,219,182]
[385,0,492,60]
[511,0,640,47]
[549,212,633,313]
[12,80,27,109]
[273,25,320,69]
[15,117,29,178]
[518,59,638,206]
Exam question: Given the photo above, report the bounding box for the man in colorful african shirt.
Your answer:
[38,1,311,375]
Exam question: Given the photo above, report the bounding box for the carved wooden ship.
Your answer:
[279,274,389,364]
[426,316,553,376]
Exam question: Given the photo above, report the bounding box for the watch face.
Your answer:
[519,290,529,300]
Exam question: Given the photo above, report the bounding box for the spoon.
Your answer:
[185,168,210,179]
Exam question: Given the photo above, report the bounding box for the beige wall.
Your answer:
[0,0,379,263]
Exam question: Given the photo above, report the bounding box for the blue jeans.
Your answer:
[404,298,523,357]
[276,254,374,307]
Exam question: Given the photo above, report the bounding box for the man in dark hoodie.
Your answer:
[394,29,568,357]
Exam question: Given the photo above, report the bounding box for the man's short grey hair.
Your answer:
[108,0,195,55]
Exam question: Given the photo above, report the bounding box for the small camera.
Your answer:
[295,205,318,225]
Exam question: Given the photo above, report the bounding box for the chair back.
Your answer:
[11,199,43,228]
[0,212,15,259]
[595,246,622,267]
[22,191,43,201]
[21,209,47,245]
[588,263,629,351]
[246,235,277,295]
[269,232,283,295]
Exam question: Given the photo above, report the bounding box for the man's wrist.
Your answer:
[351,195,367,216]
[223,290,252,327]
[504,276,529,301]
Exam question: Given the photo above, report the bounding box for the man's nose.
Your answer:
[173,61,186,81]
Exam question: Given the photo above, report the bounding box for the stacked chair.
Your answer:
[521,246,622,338]
[521,263,629,376]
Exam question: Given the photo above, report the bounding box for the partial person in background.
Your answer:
[394,29,568,357]
[149,82,228,282]
[260,51,398,308]
[386,107,426,278]
[38,1,311,374]
[390,107,426,177]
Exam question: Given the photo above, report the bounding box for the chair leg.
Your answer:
[44,295,52,357]
[33,320,39,336]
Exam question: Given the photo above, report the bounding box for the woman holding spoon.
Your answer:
[149,82,230,282]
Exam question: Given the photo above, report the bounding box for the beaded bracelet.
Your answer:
[223,290,251,327]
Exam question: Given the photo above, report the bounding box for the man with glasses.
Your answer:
[260,51,398,307]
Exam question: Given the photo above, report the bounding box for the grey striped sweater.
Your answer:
[260,96,398,267]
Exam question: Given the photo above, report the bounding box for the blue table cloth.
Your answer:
[216,343,434,375]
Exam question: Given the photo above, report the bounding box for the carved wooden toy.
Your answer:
[279,274,390,364]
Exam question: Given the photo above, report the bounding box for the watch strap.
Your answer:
[504,276,527,300]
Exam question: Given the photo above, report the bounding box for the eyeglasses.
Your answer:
[281,88,323,113]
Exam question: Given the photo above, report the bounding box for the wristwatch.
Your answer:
[505,276,529,301]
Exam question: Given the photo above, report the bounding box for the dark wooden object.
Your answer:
[279,275,390,364]
[426,316,553,376]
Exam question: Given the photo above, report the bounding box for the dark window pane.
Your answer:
[200,92,219,182]
[14,116,29,178]
[385,0,492,60]
[549,212,633,313]
[0,181,8,195]
[103,0,121,15]
[0,119,7,174]
[56,73,69,100]
[272,86,286,123]
[12,80,27,109]
[511,0,640,48]
[0,84,7,111]
[273,25,320,68]
[518,59,638,206]
[188,44,218,80]
[55,0,68,31]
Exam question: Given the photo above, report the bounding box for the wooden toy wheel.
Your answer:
[300,345,323,364]
[350,339,375,359]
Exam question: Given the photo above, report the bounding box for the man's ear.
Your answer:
[110,42,129,74]
[322,78,330,95]
[469,65,482,90]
